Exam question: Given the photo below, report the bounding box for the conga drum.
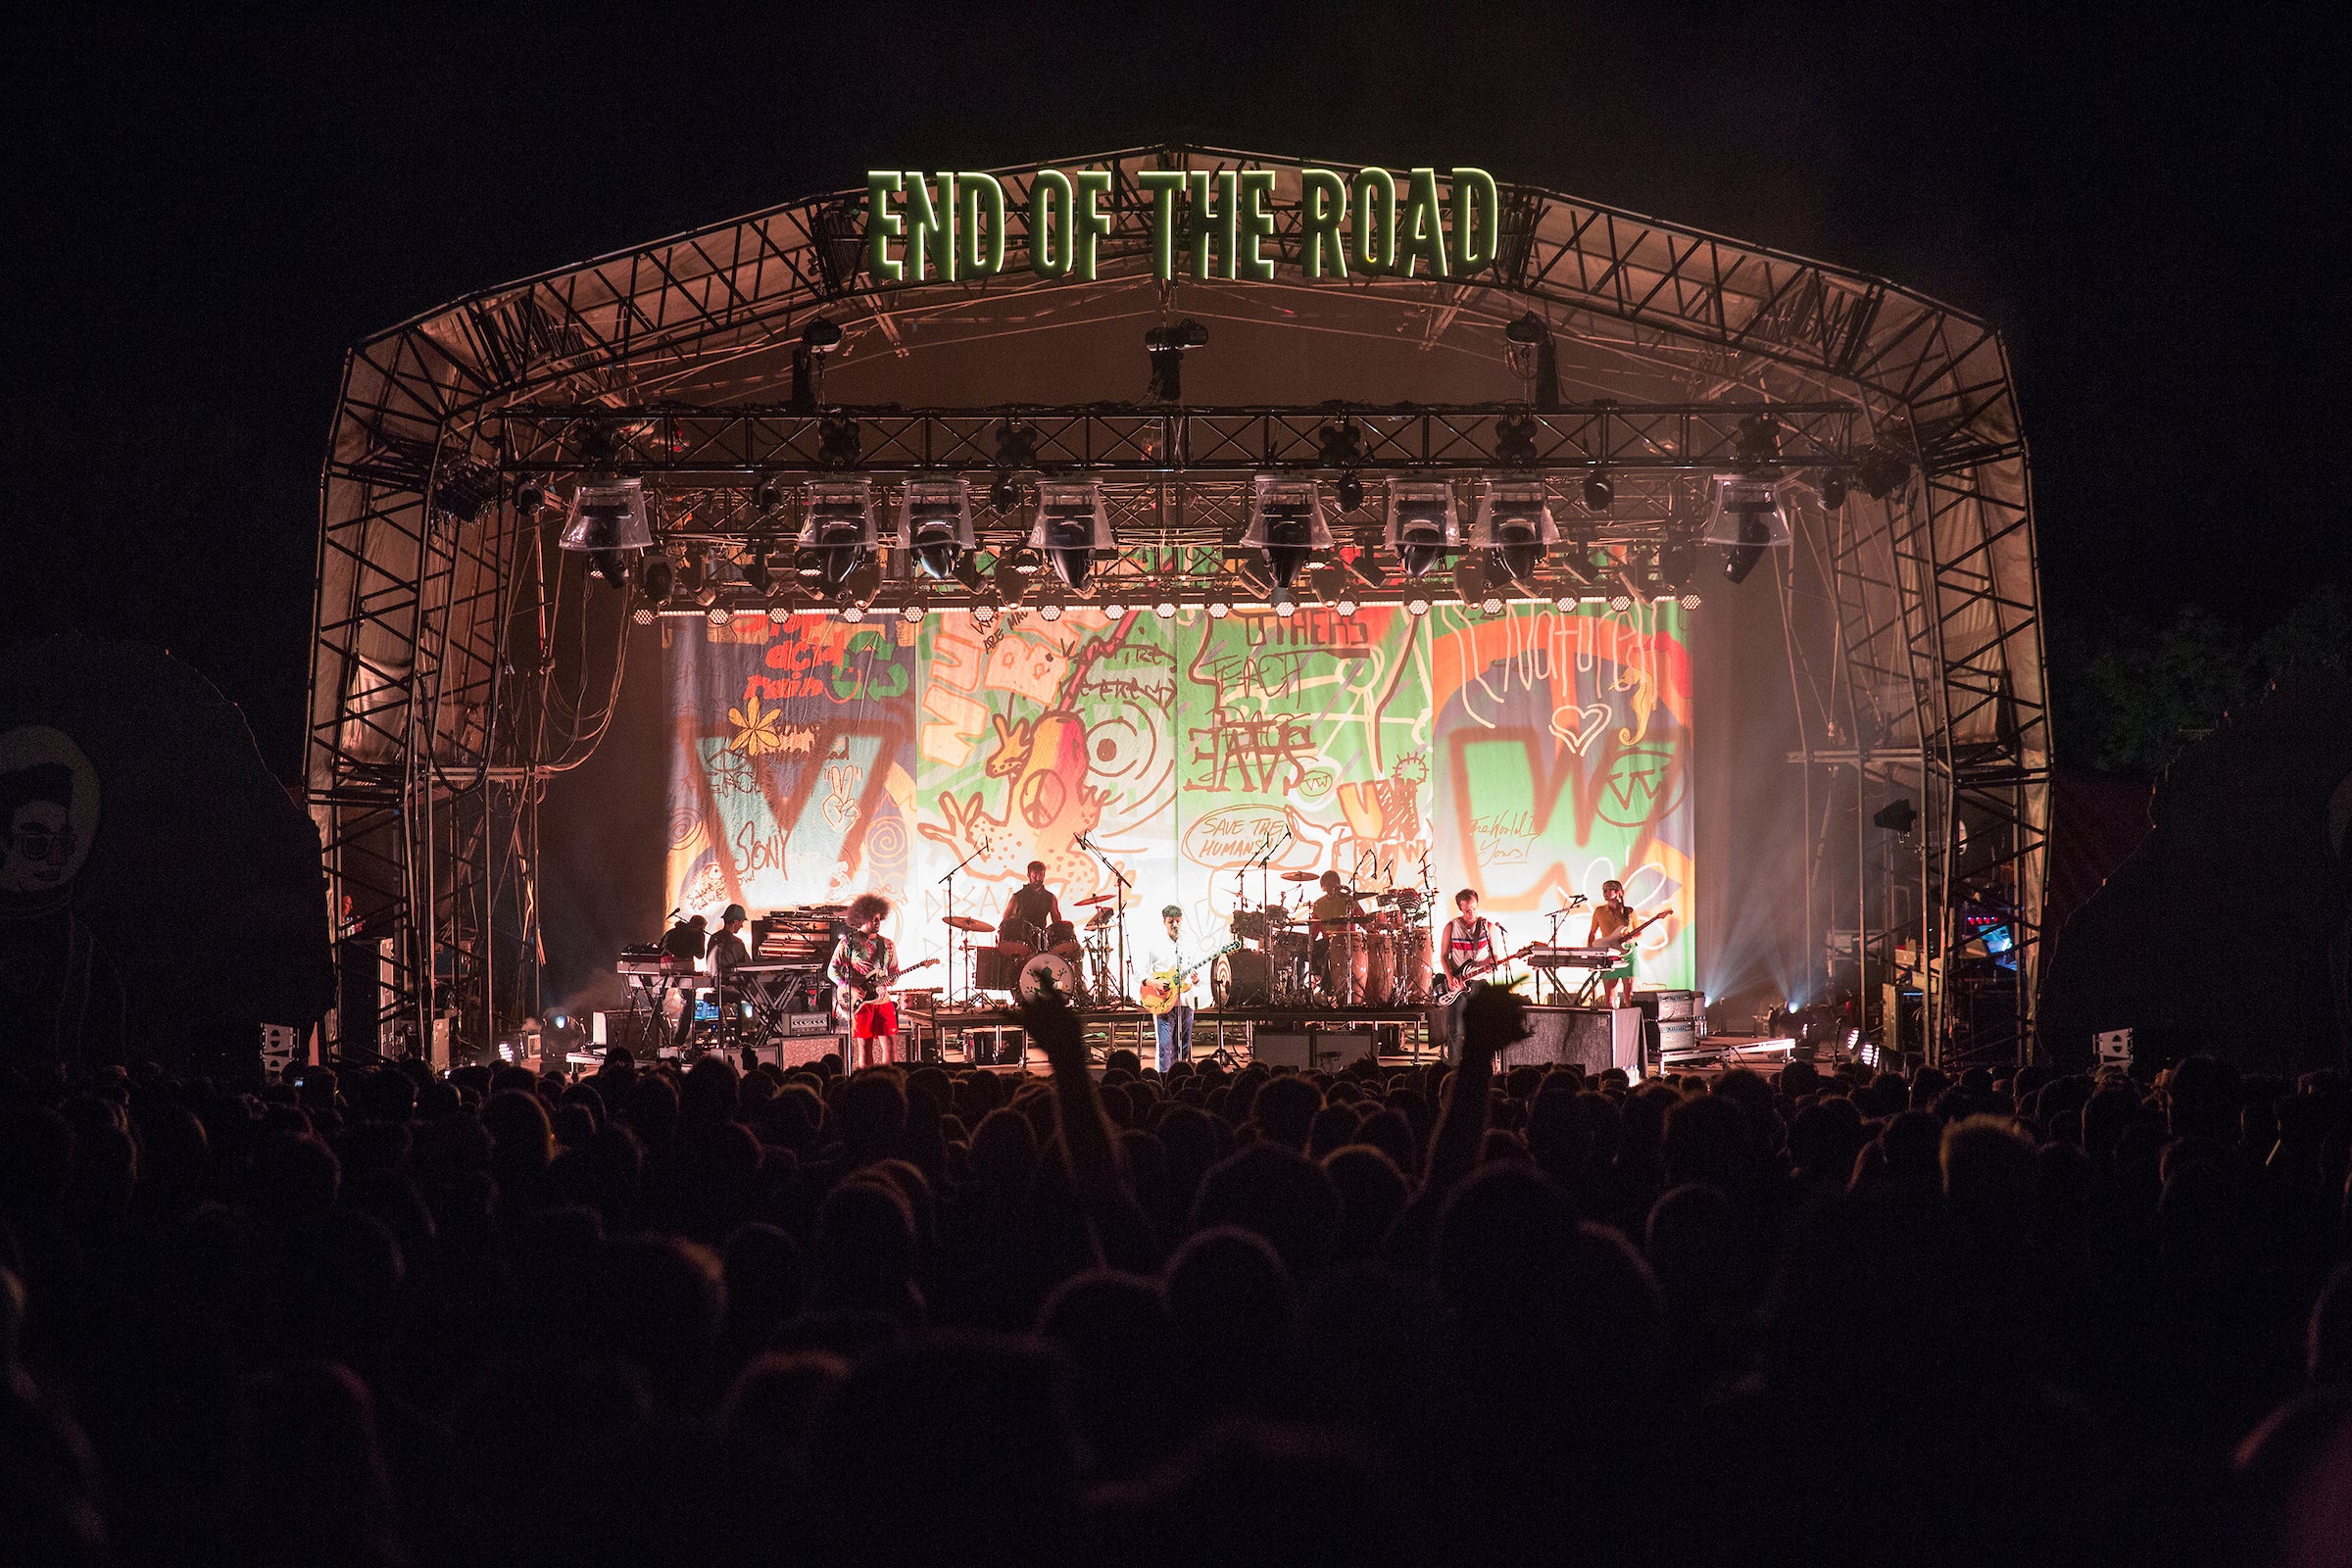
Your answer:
[1361,932,1396,1005]
[1398,934,1433,1002]
[1322,931,1369,1004]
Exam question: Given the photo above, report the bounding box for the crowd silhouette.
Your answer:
[6,984,2352,1566]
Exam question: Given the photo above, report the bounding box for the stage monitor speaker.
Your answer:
[1314,1029,1378,1069]
[1495,1007,1642,1074]
[1252,1031,1313,1069]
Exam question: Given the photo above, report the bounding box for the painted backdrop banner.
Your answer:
[665,604,1692,990]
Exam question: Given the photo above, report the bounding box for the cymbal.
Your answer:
[1075,892,1131,907]
[943,915,994,933]
[1280,870,1319,882]
[1085,908,1114,929]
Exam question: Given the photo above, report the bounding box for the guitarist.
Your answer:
[1586,878,1643,1007]
[829,893,904,1069]
[1439,888,1501,1055]
[1144,904,1196,1074]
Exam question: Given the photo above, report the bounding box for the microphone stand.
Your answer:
[1075,833,1133,1003]
[940,838,990,1006]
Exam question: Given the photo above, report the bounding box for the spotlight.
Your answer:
[900,602,925,624]
[990,473,1023,514]
[1336,474,1366,513]
[1206,601,1231,619]
[1722,512,1772,586]
[1819,470,1848,511]
[993,552,1027,607]
[1854,444,1911,500]
[638,555,676,604]
[590,551,631,589]
[1679,592,1702,610]
[753,473,786,514]
[1481,593,1505,615]
[990,420,1039,513]
[767,602,796,623]
[1472,480,1558,587]
[1032,481,1110,591]
[1270,588,1298,617]
[1658,541,1695,594]
[1583,470,1613,513]
[742,547,775,596]
[1872,799,1918,835]
[797,479,877,594]
[1101,601,1128,619]
[1335,595,1359,615]
[707,606,731,627]
[1155,601,1178,619]
[1145,318,1209,402]
[515,479,553,514]
[1403,591,1432,616]
[1037,602,1065,622]
[1385,481,1459,579]
[1608,589,1633,611]
[1247,477,1332,591]
[971,601,1000,625]
[841,604,866,623]
[896,479,976,581]
[1494,414,1539,467]
[1308,564,1345,602]
[631,606,656,626]
[560,477,655,553]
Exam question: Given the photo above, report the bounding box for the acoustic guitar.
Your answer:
[1140,942,1240,1015]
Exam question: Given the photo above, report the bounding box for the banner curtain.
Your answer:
[665,602,1692,991]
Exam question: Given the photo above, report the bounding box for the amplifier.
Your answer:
[785,1010,837,1036]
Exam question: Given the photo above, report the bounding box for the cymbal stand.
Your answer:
[1074,832,1133,1003]
[940,837,988,1006]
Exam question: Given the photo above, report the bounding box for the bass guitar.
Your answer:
[1431,942,1538,1004]
[1140,942,1241,1015]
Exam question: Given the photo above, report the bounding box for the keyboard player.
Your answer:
[678,903,752,1052]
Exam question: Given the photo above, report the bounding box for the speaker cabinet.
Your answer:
[1493,1007,1642,1073]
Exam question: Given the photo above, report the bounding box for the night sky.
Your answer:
[5,5,2342,783]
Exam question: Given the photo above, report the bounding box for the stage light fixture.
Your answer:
[1873,799,1918,835]
[1608,589,1634,611]
[971,601,1000,625]
[841,604,866,623]
[1854,445,1911,500]
[1818,470,1848,511]
[900,602,925,624]
[1145,318,1209,402]
[515,479,553,514]
[1308,564,1345,603]
[1037,601,1065,622]
[1385,480,1459,579]
[1481,593,1505,615]
[1032,480,1111,590]
[1101,601,1129,619]
[1336,474,1366,513]
[797,479,878,594]
[1246,477,1333,591]
[560,477,655,554]
[1471,479,1559,587]
[767,602,796,624]
[993,552,1027,607]
[753,473,786,514]
[1503,312,1561,409]
[1147,600,1174,619]
[1207,601,1231,619]
[707,607,731,627]
[896,478,977,582]
[1679,592,1702,610]
[1270,589,1298,617]
[638,555,676,604]
[1583,470,1613,513]
[590,551,631,589]
[1335,595,1359,615]
[1722,511,1773,586]
[1403,592,1432,616]
[631,606,656,626]
[1659,540,1695,594]
[989,473,1023,514]
[1452,555,1488,609]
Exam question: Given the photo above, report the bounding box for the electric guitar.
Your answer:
[834,957,939,1015]
[1592,908,1670,953]
[1140,942,1241,1015]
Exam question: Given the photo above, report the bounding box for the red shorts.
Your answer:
[853,1001,899,1039]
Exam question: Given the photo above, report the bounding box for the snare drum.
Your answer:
[1211,949,1273,1007]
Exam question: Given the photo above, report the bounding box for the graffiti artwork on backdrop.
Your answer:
[915,611,1179,925]
[1427,603,1695,986]
[1176,606,1431,913]
[664,615,917,918]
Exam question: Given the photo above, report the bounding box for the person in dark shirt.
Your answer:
[997,860,1062,960]
[680,905,750,1054]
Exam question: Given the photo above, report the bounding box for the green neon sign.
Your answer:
[865,165,1500,285]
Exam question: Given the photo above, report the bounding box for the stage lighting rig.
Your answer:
[637,554,676,605]
[1853,443,1912,500]
[990,419,1039,515]
[1705,475,1788,587]
[897,479,978,583]
[1452,554,1488,610]
[1583,469,1614,513]
[1385,481,1460,579]
[1494,414,1539,468]
[1818,470,1848,511]
[796,479,877,594]
[790,317,844,413]
[1246,477,1332,592]
[1145,318,1209,402]
[1032,480,1111,591]
[1471,479,1558,587]
[1659,540,1695,595]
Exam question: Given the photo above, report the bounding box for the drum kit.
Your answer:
[949,892,1125,1005]
[1213,871,1437,1009]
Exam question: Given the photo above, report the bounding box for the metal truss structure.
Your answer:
[309,144,2046,1066]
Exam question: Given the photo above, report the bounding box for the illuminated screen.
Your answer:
[663,602,1693,990]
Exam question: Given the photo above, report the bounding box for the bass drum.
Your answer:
[1018,952,1081,1003]
[1361,932,1396,1005]
[1211,949,1273,1007]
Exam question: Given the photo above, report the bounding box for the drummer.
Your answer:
[1308,870,1363,994]
[997,860,1063,960]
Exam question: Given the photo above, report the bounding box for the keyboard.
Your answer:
[1524,946,1628,968]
